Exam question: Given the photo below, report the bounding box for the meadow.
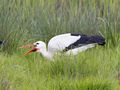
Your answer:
[0,0,120,90]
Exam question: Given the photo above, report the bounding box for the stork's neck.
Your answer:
[40,49,53,60]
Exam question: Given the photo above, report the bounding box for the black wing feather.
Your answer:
[63,34,105,52]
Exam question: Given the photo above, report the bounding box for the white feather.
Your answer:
[48,33,80,53]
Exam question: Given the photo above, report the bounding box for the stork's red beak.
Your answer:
[19,43,38,56]
[23,48,38,56]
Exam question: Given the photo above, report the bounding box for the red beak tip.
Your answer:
[22,48,38,56]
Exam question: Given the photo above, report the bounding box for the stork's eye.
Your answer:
[36,43,39,45]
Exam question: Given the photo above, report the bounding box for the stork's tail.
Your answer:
[89,35,105,46]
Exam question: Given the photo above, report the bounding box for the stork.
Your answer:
[20,33,105,60]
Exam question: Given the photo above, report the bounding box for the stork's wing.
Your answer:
[48,33,81,52]
[48,33,105,52]
[63,35,105,51]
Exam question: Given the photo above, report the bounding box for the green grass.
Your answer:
[0,46,120,90]
[0,0,120,90]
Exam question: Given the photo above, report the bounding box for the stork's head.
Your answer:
[20,41,46,56]
[33,41,46,52]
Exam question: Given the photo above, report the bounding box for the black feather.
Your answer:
[63,34,105,52]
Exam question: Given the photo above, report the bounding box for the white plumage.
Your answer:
[48,33,81,53]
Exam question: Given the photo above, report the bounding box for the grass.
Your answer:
[0,46,120,90]
[0,0,120,90]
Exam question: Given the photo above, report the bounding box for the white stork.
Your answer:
[20,33,105,60]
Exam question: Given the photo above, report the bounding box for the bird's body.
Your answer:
[22,33,105,60]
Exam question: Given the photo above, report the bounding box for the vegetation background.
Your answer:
[0,0,120,90]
